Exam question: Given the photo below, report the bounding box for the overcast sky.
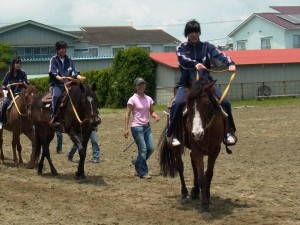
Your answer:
[0,0,299,46]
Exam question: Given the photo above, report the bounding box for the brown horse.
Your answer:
[28,81,100,179]
[0,84,35,165]
[159,79,232,215]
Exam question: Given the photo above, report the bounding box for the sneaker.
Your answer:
[172,137,181,146]
[91,159,99,163]
[166,136,181,147]
[0,123,2,130]
[141,174,151,179]
[225,133,237,146]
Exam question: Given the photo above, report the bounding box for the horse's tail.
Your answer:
[27,128,41,169]
[158,125,178,178]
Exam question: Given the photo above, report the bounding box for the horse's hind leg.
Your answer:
[173,148,188,200]
[43,144,58,176]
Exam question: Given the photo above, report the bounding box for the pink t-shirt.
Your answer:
[127,93,154,127]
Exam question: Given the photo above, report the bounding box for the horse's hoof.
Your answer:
[74,172,86,180]
[191,187,200,199]
[37,171,43,175]
[51,171,59,177]
[180,195,191,203]
[201,211,213,219]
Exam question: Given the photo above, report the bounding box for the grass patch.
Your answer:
[99,97,300,114]
[232,97,300,107]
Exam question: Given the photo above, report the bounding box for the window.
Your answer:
[236,41,246,50]
[164,45,176,52]
[293,35,300,48]
[89,48,99,57]
[138,45,151,52]
[261,38,271,49]
[112,46,125,56]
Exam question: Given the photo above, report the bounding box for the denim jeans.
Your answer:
[67,130,100,160]
[131,124,154,177]
[56,131,63,152]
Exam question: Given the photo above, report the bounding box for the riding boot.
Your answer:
[219,105,237,146]
[50,114,60,127]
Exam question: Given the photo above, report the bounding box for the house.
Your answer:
[150,49,300,104]
[229,6,300,50]
[0,20,180,77]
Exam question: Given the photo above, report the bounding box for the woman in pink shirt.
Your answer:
[124,77,160,179]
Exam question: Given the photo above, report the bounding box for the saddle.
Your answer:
[41,87,69,108]
[0,95,20,112]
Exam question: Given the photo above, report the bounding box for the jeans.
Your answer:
[67,130,100,160]
[131,124,154,177]
[56,131,63,152]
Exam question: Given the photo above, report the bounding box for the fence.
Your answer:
[156,80,300,105]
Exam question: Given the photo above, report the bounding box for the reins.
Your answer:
[7,82,28,116]
[63,78,88,124]
[196,68,236,104]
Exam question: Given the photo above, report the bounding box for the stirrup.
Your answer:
[223,132,237,146]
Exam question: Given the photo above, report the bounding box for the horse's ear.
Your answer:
[91,83,97,92]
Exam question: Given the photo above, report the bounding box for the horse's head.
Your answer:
[186,79,215,141]
[78,83,101,127]
[22,85,35,115]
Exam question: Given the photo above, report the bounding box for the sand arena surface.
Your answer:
[0,105,299,225]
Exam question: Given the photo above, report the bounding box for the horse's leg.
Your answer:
[190,151,200,199]
[42,144,58,176]
[37,147,45,175]
[173,148,189,200]
[205,149,220,204]
[11,132,21,165]
[0,130,4,163]
[192,150,210,212]
[75,140,88,180]
[24,129,36,168]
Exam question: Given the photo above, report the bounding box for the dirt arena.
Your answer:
[0,104,299,225]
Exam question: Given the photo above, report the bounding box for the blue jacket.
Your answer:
[48,54,80,86]
[176,41,235,88]
[2,69,29,97]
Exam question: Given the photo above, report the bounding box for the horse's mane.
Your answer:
[186,79,207,101]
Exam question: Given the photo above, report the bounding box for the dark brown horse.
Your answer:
[28,81,100,179]
[0,84,35,165]
[159,79,232,216]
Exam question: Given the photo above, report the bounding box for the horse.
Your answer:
[158,79,232,215]
[27,81,100,180]
[0,84,35,166]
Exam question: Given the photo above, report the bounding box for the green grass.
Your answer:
[231,97,300,107]
[99,97,300,114]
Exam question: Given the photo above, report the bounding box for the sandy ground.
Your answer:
[0,104,299,225]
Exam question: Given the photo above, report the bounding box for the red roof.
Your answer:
[149,49,300,67]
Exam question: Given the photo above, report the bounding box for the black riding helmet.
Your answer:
[55,41,68,52]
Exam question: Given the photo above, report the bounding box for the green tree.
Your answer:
[0,42,13,70]
[107,47,155,108]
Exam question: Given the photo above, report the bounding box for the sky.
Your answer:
[0,0,299,46]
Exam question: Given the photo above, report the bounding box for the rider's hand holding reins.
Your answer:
[76,75,86,80]
[195,63,207,71]
[228,65,236,72]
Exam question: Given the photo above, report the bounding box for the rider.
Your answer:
[0,56,29,129]
[48,41,86,127]
[166,19,237,147]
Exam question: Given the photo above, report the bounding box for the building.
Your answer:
[0,20,180,77]
[150,49,300,104]
[229,6,300,50]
